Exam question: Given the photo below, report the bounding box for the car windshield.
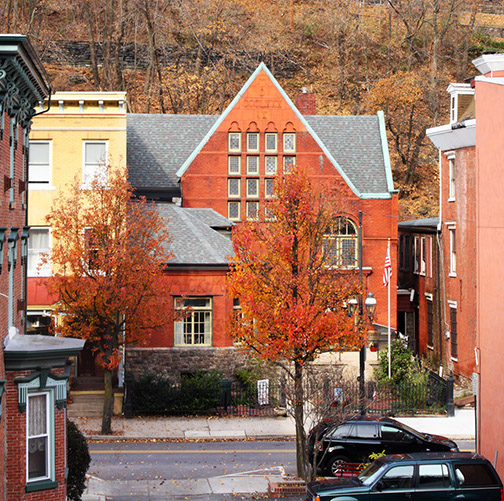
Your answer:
[357,459,386,486]
[395,421,423,439]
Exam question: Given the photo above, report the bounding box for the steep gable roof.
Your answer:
[156,204,233,266]
[127,63,395,199]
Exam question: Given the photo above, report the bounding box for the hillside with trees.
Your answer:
[3,0,504,218]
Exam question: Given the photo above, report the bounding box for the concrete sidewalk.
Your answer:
[73,407,475,442]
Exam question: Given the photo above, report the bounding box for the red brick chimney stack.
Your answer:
[295,87,316,115]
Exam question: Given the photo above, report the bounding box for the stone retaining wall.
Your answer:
[126,347,255,382]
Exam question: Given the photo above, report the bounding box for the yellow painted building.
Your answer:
[27,92,127,333]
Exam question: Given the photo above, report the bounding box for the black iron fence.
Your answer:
[124,369,454,418]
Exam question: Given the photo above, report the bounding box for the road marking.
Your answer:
[91,449,295,454]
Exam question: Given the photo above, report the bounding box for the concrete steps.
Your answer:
[68,392,105,418]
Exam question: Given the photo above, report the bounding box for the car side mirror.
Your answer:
[375,480,385,492]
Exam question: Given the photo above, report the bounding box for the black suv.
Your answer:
[308,415,459,476]
[307,452,503,501]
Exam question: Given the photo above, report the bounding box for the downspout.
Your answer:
[436,147,446,374]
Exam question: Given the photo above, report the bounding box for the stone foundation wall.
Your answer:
[126,347,255,382]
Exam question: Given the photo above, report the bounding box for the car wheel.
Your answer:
[328,455,351,477]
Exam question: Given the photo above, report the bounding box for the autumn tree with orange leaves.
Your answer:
[227,166,365,480]
[45,166,173,435]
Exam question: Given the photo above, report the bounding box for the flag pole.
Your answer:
[387,238,391,379]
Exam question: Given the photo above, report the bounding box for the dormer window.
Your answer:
[447,83,474,125]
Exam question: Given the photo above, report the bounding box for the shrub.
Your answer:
[178,370,223,412]
[374,339,415,386]
[67,420,91,501]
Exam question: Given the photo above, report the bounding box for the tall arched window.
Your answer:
[324,217,358,268]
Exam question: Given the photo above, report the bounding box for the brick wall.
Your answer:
[5,369,67,501]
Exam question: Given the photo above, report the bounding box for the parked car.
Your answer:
[306,452,503,501]
[307,415,458,476]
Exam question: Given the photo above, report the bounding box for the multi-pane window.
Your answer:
[246,201,259,220]
[174,297,212,346]
[27,392,51,482]
[283,156,296,172]
[228,156,241,175]
[399,235,410,271]
[247,156,259,175]
[83,141,107,186]
[265,156,277,175]
[228,201,241,221]
[247,133,259,152]
[324,217,358,268]
[26,310,52,336]
[28,228,50,277]
[448,155,455,200]
[449,227,456,275]
[265,133,278,152]
[228,132,241,152]
[265,179,275,198]
[450,305,458,359]
[246,179,259,198]
[28,141,51,186]
[283,133,296,153]
[228,178,240,198]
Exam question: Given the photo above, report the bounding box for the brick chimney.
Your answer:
[295,87,316,115]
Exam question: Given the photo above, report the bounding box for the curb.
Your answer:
[85,433,296,441]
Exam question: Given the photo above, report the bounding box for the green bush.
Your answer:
[178,370,223,412]
[129,369,225,415]
[374,339,415,386]
[67,420,91,501]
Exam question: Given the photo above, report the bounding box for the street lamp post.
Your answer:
[347,293,376,415]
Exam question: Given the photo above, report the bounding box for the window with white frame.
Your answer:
[228,201,240,221]
[323,217,358,268]
[265,178,275,198]
[265,156,277,175]
[448,154,455,201]
[28,228,50,277]
[449,302,458,360]
[174,297,212,346]
[413,236,420,274]
[228,132,241,152]
[449,226,456,276]
[28,141,51,187]
[246,201,259,220]
[426,294,434,348]
[83,141,107,186]
[228,156,241,175]
[246,179,259,198]
[265,133,278,153]
[246,156,259,175]
[283,156,296,172]
[427,236,433,278]
[420,237,426,276]
[228,178,240,198]
[246,133,259,152]
[27,392,53,483]
[283,133,296,153]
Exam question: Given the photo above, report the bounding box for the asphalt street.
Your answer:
[87,439,475,500]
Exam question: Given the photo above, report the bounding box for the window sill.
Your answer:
[449,272,457,278]
[447,197,455,202]
[451,357,458,363]
[26,479,58,493]
[427,345,434,351]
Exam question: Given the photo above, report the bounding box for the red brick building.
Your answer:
[0,35,84,501]
[425,74,477,381]
[127,64,398,378]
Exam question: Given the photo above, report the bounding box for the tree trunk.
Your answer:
[294,360,307,480]
[101,368,114,435]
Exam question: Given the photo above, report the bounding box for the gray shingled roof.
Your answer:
[127,113,391,197]
[305,115,389,195]
[183,208,234,229]
[156,204,233,265]
[398,217,440,232]
[127,114,218,190]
